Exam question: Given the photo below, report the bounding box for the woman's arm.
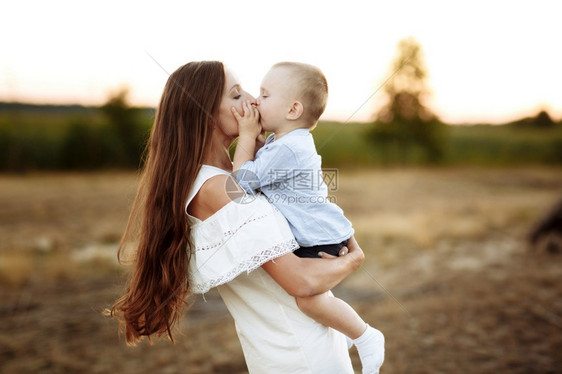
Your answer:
[190,177,365,298]
[261,236,365,297]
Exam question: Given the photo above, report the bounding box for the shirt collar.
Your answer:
[268,128,310,144]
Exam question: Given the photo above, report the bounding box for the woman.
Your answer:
[110,61,365,373]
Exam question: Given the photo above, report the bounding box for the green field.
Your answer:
[0,104,153,170]
[313,120,562,167]
[1,103,561,171]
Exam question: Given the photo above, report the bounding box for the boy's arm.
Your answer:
[255,128,267,156]
[235,142,299,194]
[232,101,261,171]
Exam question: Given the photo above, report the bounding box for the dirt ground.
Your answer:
[0,168,561,373]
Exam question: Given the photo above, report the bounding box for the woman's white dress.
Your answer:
[186,165,353,374]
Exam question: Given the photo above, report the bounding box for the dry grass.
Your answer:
[0,172,137,253]
[0,251,34,287]
[1,168,561,373]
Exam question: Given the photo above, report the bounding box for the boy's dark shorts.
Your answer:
[293,240,349,259]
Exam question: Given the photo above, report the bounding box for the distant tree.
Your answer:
[508,109,557,128]
[370,37,445,163]
[101,87,146,167]
[534,110,555,128]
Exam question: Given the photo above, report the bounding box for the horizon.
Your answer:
[2,99,559,126]
[2,1,561,125]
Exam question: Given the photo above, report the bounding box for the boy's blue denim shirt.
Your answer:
[236,128,354,247]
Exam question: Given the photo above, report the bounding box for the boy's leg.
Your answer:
[296,293,385,374]
[295,292,366,339]
[353,324,385,374]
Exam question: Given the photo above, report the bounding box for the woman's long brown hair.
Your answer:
[109,61,225,345]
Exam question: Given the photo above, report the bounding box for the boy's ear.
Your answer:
[286,101,304,121]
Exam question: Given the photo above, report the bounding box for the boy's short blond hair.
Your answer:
[273,62,328,127]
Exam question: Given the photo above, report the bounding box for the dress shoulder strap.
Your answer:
[185,165,231,212]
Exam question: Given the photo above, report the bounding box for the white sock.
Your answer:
[352,324,385,374]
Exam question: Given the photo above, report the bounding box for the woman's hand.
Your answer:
[318,247,348,259]
[232,100,261,140]
[263,236,365,297]
[318,236,364,271]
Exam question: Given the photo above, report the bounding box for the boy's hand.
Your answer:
[255,128,267,153]
[232,100,261,139]
[232,101,262,171]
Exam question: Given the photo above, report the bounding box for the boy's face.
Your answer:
[257,67,299,132]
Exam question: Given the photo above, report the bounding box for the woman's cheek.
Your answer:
[230,108,241,134]
[233,102,244,117]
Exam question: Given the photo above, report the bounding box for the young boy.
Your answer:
[231,62,385,374]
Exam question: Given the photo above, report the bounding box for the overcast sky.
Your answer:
[1,0,561,123]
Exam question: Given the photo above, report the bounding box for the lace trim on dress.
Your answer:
[194,210,275,252]
[189,238,298,294]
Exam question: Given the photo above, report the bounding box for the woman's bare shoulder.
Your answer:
[189,174,234,220]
